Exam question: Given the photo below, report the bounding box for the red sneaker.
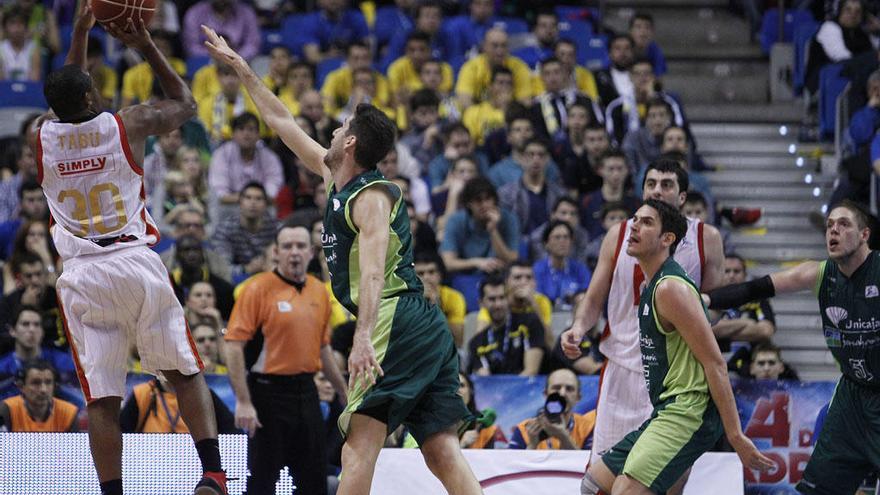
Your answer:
[729,207,762,226]
[194,471,227,495]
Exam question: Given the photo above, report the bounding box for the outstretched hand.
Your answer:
[73,0,95,32]
[202,25,243,67]
[104,18,152,51]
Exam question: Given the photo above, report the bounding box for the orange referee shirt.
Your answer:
[225,271,331,375]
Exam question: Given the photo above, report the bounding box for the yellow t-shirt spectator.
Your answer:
[321,66,391,117]
[192,64,220,103]
[326,281,355,330]
[92,64,118,103]
[462,101,505,145]
[386,57,454,95]
[439,285,466,327]
[197,90,259,143]
[477,293,552,329]
[455,54,533,103]
[531,66,599,101]
[122,58,186,104]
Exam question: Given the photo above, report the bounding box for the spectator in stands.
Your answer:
[467,274,545,376]
[383,4,455,73]
[580,150,640,238]
[0,254,62,352]
[120,375,236,433]
[748,342,798,381]
[458,372,504,448]
[527,196,590,263]
[514,9,560,69]
[121,31,185,106]
[550,103,593,189]
[183,0,260,59]
[806,0,872,94]
[455,28,533,108]
[0,179,48,259]
[160,206,231,282]
[414,251,466,347]
[712,254,777,370]
[191,319,227,374]
[277,62,315,116]
[660,126,705,174]
[376,147,431,221]
[499,138,566,235]
[1,219,59,297]
[321,42,391,119]
[530,57,596,142]
[173,235,235,320]
[420,59,461,121]
[584,201,630,269]
[11,0,61,55]
[0,359,78,432]
[0,133,37,224]
[388,31,454,107]
[463,67,514,146]
[434,155,481,238]
[629,12,666,76]
[477,261,553,347]
[606,58,686,146]
[144,128,184,213]
[208,112,284,208]
[551,39,600,102]
[300,0,369,65]
[314,369,345,491]
[298,90,341,148]
[197,63,259,145]
[373,0,415,60]
[533,220,592,311]
[850,70,880,147]
[211,182,279,281]
[407,201,439,255]
[185,281,224,330]
[0,7,40,81]
[443,0,500,61]
[262,46,293,98]
[509,368,596,449]
[399,89,445,166]
[428,123,489,192]
[489,113,562,188]
[622,98,673,176]
[594,34,635,107]
[86,36,116,110]
[0,306,73,381]
[656,146,714,222]
[441,176,519,277]
[562,124,609,198]
[337,67,397,122]
[683,191,733,253]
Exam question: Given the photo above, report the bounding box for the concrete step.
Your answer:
[664,73,768,104]
[774,328,826,348]
[701,154,822,171]
[667,60,770,78]
[711,185,826,200]
[604,0,727,8]
[732,231,825,247]
[735,245,829,263]
[796,368,841,382]
[691,122,791,138]
[605,7,753,52]
[772,296,821,314]
[722,199,825,214]
[772,313,824,331]
[686,103,802,123]
[697,138,807,154]
[706,170,835,185]
[783,349,837,367]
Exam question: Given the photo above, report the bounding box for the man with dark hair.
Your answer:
[383,3,455,71]
[498,138,567,235]
[705,199,880,495]
[489,113,562,188]
[527,196,591,263]
[0,134,37,223]
[0,305,74,381]
[387,30,455,102]
[622,98,673,175]
[0,178,48,259]
[211,182,279,281]
[748,342,797,380]
[428,123,490,189]
[0,359,79,432]
[581,150,640,238]
[37,7,229,494]
[208,111,284,207]
[629,12,666,76]
[562,158,725,485]
[605,58,686,146]
[399,88,444,166]
[322,42,391,119]
[204,26,484,495]
[197,62,259,145]
[467,273,545,376]
[513,9,560,69]
[593,34,635,106]
[530,57,595,141]
[580,200,771,494]
[562,124,609,197]
[172,235,235,320]
[0,254,61,354]
[462,67,514,145]
[509,368,596,449]
[551,39,600,101]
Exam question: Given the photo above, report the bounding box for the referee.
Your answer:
[225,223,347,494]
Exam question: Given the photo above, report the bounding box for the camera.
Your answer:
[544,392,567,423]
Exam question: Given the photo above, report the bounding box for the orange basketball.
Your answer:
[90,0,155,27]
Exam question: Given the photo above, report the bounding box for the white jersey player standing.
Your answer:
[32,6,226,495]
[561,158,725,495]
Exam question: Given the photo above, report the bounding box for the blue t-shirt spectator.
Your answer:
[440,209,520,262]
[428,153,491,190]
[488,157,562,189]
[0,348,76,382]
[533,258,591,310]
[301,9,369,54]
[850,104,880,147]
[645,42,667,76]
[442,14,501,60]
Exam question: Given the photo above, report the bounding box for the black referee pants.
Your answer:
[246,373,327,495]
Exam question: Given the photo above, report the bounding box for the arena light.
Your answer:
[788,144,797,154]
[779,125,788,136]
[796,157,804,167]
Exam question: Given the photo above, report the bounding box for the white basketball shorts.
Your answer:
[56,246,203,401]
[589,359,654,468]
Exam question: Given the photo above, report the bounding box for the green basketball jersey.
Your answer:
[322,170,423,315]
[639,257,711,406]
[816,250,880,387]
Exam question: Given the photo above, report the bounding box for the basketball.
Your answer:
[90,0,155,27]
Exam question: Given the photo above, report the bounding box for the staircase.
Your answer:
[602,1,840,380]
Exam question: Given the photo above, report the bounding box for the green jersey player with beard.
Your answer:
[707,200,879,495]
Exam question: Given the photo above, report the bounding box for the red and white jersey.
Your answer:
[600,216,705,371]
[37,112,159,261]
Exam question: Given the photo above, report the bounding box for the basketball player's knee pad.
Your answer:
[581,472,602,495]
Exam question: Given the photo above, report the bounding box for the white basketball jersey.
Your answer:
[600,216,705,371]
[37,112,159,260]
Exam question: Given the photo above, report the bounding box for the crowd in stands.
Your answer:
[0,0,807,489]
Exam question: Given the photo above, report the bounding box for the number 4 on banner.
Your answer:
[744,392,791,447]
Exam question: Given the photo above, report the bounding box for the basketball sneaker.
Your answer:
[194,471,228,495]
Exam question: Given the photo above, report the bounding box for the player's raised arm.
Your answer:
[65,0,95,69]
[107,19,195,141]
[655,279,775,472]
[201,25,330,184]
[706,261,820,310]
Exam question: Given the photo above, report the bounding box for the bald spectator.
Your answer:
[301,0,369,65]
[593,34,635,107]
[321,42,391,119]
[299,90,341,148]
[455,29,534,108]
[183,0,260,59]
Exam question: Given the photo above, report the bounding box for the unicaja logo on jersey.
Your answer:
[825,306,848,328]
